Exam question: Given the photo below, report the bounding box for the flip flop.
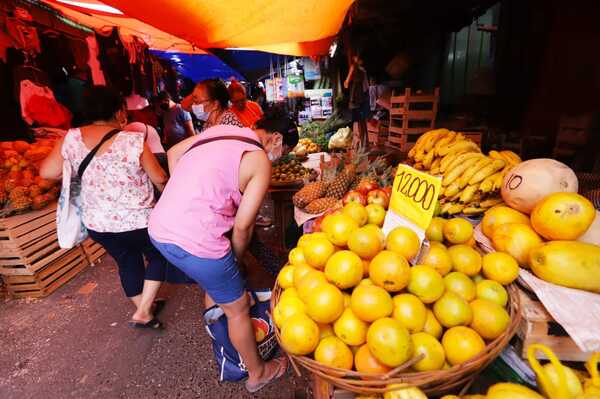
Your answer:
[153,299,167,317]
[245,357,288,393]
[129,317,163,330]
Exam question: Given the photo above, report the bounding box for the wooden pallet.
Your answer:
[81,237,106,264]
[515,288,592,362]
[0,203,65,276]
[2,246,88,298]
[367,120,388,147]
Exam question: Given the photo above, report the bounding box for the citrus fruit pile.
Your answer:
[275,203,515,374]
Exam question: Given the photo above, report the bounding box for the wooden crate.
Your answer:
[367,120,389,147]
[388,87,440,151]
[0,203,66,276]
[2,245,88,298]
[515,288,592,362]
[81,237,106,264]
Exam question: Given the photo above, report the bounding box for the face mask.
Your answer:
[192,104,209,121]
[159,103,169,111]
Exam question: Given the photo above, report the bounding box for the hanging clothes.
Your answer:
[96,27,131,94]
[4,17,40,54]
[85,36,106,85]
[20,80,71,128]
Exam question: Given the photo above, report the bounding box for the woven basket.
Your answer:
[271,283,521,396]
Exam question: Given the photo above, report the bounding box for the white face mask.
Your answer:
[192,104,209,121]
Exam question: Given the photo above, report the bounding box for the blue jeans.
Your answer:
[151,239,245,304]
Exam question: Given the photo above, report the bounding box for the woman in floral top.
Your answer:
[182,78,244,131]
[41,86,169,329]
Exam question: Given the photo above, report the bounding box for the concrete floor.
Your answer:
[0,253,310,399]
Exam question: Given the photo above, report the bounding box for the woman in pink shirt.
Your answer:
[148,118,287,393]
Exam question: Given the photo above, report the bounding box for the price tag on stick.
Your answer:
[382,164,442,244]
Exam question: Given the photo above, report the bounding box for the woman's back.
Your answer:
[148,125,263,259]
[62,127,154,233]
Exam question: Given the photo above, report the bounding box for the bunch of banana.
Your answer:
[408,128,481,171]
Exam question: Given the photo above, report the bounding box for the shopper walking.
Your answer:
[148,120,288,393]
[40,86,169,329]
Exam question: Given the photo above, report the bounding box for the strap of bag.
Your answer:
[77,129,121,179]
[185,135,264,155]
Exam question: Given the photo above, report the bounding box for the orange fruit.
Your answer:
[386,226,421,261]
[280,313,320,355]
[305,283,345,323]
[273,296,306,328]
[421,244,453,276]
[433,291,473,328]
[365,204,386,227]
[491,223,543,266]
[426,217,447,242]
[288,247,306,266]
[279,287,299,302]
[448,245,482,276]
[369,250,411,292]
[482,252,519,285]
[354,344,392,374]
[392,293,427,333]
[325,250,364,289]
[407,265,445,304]
[350,284,393,322]
[361,259,370,276]
[364,224,385,246]
[293,263,314,287]
[470,299,510,339]
[296,269,328,302]
[476,279,508,307]
[318,323,335,339]
[314,336,354,370]
[411,332,446,371]
[531,192,595,240]
[348,226,384,260]
[343,292,352,307]
[442,326,486,365]
[343,202,369,227]
[367,317,413,367]
[481,206,530,239]
[303,237,335,269]
[359,278,374,287]
[323,214,358,247]
[443,271,476,301]
[333,307,368,346]
[443,218,474,244]
[297,234,313,249]
[423,309,443,339]
[277,265,296,288]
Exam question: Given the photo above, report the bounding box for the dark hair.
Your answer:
[197,79,229,109]
[156,91,171,102]
[254,106,299,147]
[83,86,126,122]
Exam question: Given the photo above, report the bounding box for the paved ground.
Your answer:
[0,251,310,399]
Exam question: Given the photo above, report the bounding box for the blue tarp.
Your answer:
[151,50,245,82]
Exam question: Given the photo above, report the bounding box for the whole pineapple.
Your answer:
[10,195,32,212]
[324,148,369,199]
[293,181,328,208]
[305,197,338,214]
[9,186,29,202]
[0,190,6,207]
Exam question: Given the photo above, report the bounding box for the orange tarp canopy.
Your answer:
[47,0,354,55]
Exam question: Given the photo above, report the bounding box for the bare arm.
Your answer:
[231,151,271,261]
[183,120,195,137]
[39,136,65,180]
[166,135,198,174]
[140,142,168,191]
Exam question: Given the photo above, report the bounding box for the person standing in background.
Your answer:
[228,80,263,128]
[156,91,195,148]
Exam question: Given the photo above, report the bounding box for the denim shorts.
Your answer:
[150,238,245,304]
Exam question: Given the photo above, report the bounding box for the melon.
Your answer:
[501,159,578,214]
[531,192,595,240]
[577,210,600,246]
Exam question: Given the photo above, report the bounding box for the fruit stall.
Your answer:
[271,127,600,398]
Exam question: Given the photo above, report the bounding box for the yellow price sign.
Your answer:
[389,164,442,231]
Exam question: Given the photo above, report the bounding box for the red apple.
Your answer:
[342,190,367,206]
[356,179,379,195]
[382,186,392,198]
[367,189,390,209]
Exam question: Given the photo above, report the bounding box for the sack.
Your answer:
[56,160,87,248]
[203,290,278,382]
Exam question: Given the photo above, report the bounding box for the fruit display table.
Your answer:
[269,187,299,251]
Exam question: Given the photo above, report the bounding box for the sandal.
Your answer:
[129,317,163,330]
[245,357,288,393]
[153,299,167,317]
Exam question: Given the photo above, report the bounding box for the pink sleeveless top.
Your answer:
[148,125,263,259]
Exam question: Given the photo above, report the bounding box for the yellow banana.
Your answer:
[439,151,463,173]
[447,203,465,215]
[480,197,504,208]
[430,156,442,171]
[424,129,449,152]
[468,159,506,185]
[443,180,461,198]
[492,172,504,191]
[501,150,522,164]
[479,171,501,193]
[408,145,417,159]
[459,184,479,203]
[422,149,436,169]
[414,147,427,162]
[440,201,454,215]
[443,152,481,176]
[488,150,503,160]
[430,166,441,176]
[463,206,486,215]
[443,156,483,186]
[413,162,423,170]
[434,131,457,154]
[458,156,492,188]
[438,139,480,156]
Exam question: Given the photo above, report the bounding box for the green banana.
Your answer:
[468,159,506,185]
[443,156,483,186]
